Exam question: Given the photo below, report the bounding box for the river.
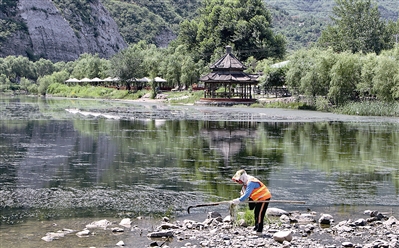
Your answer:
[0,96,398,247]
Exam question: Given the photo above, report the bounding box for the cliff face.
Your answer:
[0,0,127,62]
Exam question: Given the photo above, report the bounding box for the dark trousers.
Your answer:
[252,198,270,233]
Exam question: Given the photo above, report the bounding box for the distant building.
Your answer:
[198,46,259,105]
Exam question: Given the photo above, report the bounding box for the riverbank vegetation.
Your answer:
[0,0,399,116]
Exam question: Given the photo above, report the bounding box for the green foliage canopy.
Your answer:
[177,0,286,63]
[317,0,392,54]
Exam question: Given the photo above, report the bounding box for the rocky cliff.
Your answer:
[0,0,127,62]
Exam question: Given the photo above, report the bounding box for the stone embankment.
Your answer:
[41,207,398,247]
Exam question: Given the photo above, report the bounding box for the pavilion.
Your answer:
[198,46,259,104]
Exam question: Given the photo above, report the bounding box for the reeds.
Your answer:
[335,101,399,117]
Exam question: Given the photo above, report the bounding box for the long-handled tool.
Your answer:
[187,200,306,214]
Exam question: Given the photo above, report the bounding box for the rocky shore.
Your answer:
[41,207,398,248]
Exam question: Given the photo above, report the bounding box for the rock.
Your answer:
[267,207,289,216]
[112,227,124,232]
[383,216,398,226]
[280,214,290,224]
[319,214,334,225]
[116,240,125,246]
[159,223,180,229]
[86,219,112,229]
[236,218,248,227]
[119,218,132,228]
[41,231,65,242]
[5,0,127,62]
[223,215,232,222]
[76,229,91,237]
[342,241,353,247]
[354,218,366,226]
[296,213,316,223]
[208,212,222,219]
[41,209,399,247]
[147,230,174,238]
[273,230,293,243]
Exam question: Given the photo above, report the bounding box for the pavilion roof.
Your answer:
[200,46,258,83]
[210,46,247,71]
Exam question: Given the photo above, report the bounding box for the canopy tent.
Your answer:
[79,77,91,83]
[103,77,115,82]
[137,77,151,83]
[154,77,167,82]
[91,77,103,82]
[65,78,80,83]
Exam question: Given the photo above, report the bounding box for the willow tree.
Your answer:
[176,0,286,63]
[317,0,391,54]
[109,42,147,90]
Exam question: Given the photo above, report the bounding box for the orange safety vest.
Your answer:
[245,177,271,201]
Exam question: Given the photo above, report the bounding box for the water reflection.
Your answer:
[0,97,398,226]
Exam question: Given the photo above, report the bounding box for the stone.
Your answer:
[76,229,91,237]
[280,214,290,224]
[85,219,111,229]
[267,207,289,216]
[112,227,124,232]
[354,218,366,226]
[116,240,125,246]
[147,230,174,238]
[223,215,232,222]
[273,230,293,243]
[119,218,132,228]
[342,241,353,247]
[319,214,334,225]
[208,212,222,219]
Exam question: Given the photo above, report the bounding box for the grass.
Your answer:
[335,101,399,116]
[47,83,148,100]
[165,90,203,104]
[43,83,399,117]
[235,206,277,226]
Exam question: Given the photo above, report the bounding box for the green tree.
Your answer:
[177,0,286,63]
[0,74,11,92]
[372,55,399,101]
[358,52,378,97]
[109,42,147,90]
[37,71,69,95]
[3,55,35,82]
[318,0,390,54]
[328,52,361,105]
[34,58,56,79]
[299,48,336,98]
[285,49,314,94]
[71,53,109,79]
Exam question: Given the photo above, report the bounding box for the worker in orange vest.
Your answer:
[231,169,272,234]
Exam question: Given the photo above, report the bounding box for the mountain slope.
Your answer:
[0,0,127,62]
[267,0,398,51]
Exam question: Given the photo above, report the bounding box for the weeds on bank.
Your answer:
[47,83,148,100]
[335,101,399,116]
[250,101,314,110]
[167,91,203,104]
[234,206,279,227]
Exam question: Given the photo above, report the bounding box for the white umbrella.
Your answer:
[91,77,103,82]
[65,78,80,83]
[137,77,151,82]
[154,76,167,82]
[103,77,115,82]
[80,77,91,83]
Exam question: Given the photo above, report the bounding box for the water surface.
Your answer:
[0,96,398,247]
